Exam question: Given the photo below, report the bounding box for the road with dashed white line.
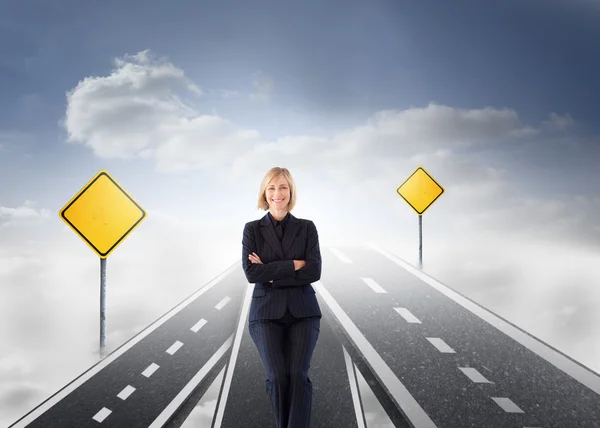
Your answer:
[9,245,600,428]
[8,262,242,428]
[311,245,600,428]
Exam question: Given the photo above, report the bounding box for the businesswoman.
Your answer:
[242,166,322,428]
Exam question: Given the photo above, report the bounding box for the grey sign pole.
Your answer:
[418,215,423,269]
[100,257,107,357]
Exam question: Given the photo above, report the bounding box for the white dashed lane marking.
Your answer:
[491,397,525,413]
[361,277,387,294]
[150,335,234,428]
[117,385,136,400]
[329,248,353,263]
[394,307,421,323]
[142,363,160,378]
[92,407,112,423]
[368,243,600,397]
[215,296,231,310]
[166,341,183,355]
[426,337,456,353]
[458,367,491,383]
[191,318,208,333]
[314,281,438,427]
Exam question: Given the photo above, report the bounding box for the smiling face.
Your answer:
[265,174,290,212]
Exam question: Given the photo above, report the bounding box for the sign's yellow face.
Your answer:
[396,166,444,215]
[59,170,147,258]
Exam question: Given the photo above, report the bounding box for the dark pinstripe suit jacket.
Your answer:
[242,212,322,322]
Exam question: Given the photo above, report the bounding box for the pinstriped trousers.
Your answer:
[249,308,320,428]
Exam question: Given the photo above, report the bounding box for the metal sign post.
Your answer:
[418,215,423,269]
[100,257,107,353]
[59,170,147,357]
[396,166,444,270]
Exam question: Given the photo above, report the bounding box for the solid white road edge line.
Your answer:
[148,334,234,428]
[343,346,367,428]
[212,283,253,428]
[367,243,600,396]
[9,261,238,428]
[314,280,438,428]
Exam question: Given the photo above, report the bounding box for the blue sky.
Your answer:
[2,0,600,130]
[2,1,600,425]
[1,0,599,210]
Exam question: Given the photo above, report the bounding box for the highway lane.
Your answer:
[318,244,600,428]
[9,261,244,428]
[10,243,600,428]
[214,284,370,428]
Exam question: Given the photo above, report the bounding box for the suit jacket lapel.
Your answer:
[281,213,300,256]
[259,214,284,259]
[259,212,300,259]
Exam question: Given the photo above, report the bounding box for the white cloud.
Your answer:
[332,104,538,157]
[64,50,575,183]
[218,89,241,98]
[0,201,50,227]
[0,211,241,426]
[63,50,260,173]
[249,70,274,101]
[0,354,33,378]
[153,115,260,173]
[399,236,600,374]
[60,50,600,248]
[542,112,574,131]
[0,381,46,414]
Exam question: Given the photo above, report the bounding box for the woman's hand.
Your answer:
[248,252,263,264]
[293,260,306,271]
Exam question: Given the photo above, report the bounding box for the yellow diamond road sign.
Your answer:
[397,166,444,215]
[59,170,147,258]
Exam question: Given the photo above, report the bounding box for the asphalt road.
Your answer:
[9,262,243,428]
[215,281,366,428]
[311,244,600,428]
[9,244,600,428]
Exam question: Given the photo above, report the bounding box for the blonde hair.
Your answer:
[257,167,297,211]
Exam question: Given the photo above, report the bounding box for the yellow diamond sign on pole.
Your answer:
[396,166,444,270]
[59,170,147,356]
[396,166,444,215]
[59,170,147,258]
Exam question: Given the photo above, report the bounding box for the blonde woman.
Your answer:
[242,167,322,428]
